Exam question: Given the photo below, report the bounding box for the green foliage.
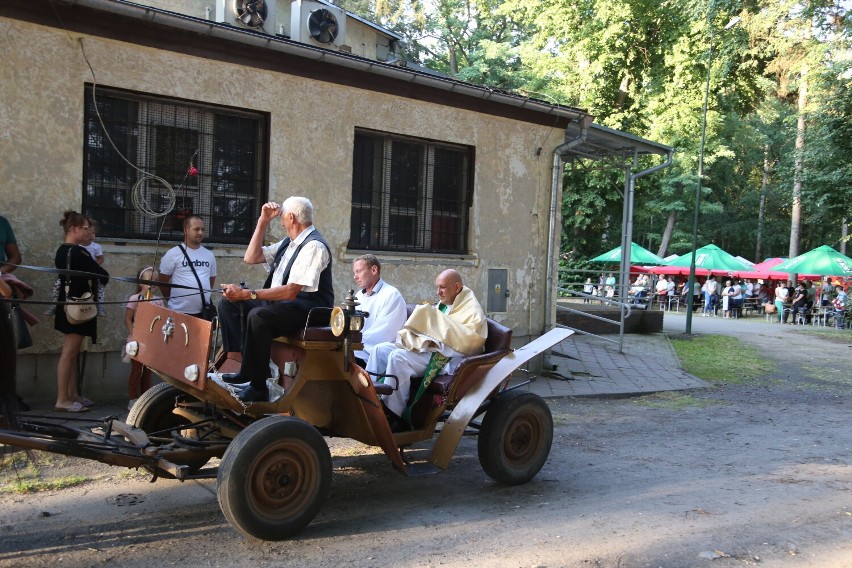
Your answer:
[354,0,850,260]
[800,60,852,226]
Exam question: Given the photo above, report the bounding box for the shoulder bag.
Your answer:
[63,246,97,325]
[179,245,217,321]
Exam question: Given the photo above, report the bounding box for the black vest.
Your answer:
[263,229,334,307]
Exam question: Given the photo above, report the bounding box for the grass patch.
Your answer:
[118,469,154,481]
[634,391,722,409]
[670,335,775,384]
[1,451,94,494]
[792,328,852,345]
[3,475,89,494]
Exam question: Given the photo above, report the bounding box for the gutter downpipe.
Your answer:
[617,149,674,351]
[546,116,592,334]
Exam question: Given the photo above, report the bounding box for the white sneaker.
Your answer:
[128,398,137,411]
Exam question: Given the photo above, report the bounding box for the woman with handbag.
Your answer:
[53,211,109,412]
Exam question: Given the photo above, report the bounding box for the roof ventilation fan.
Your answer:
[307,8,340,44]
[233,0,268,28]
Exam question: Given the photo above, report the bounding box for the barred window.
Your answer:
[350,129,473,254]
[82,85,268,244]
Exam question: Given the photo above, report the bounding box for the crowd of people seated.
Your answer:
[577,271,850,326]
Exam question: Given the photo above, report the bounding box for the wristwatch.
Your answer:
[249,290,257,300]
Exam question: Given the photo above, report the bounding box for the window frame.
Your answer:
[349,128,474,255]
[82,85,270,245]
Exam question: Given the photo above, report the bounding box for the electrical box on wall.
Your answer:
[488,269,509,313]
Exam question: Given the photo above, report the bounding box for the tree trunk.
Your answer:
[657,211,676,258]
[756,144,770,262]
[789,69,807,260]
[841,218,848,255]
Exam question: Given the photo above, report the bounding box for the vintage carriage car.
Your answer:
[0,292,569,540]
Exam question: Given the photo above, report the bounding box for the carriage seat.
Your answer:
[286,326,362,343]
[277,307,362,344]
[372,313,512,403]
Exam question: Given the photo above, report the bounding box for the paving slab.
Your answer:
[511,331,708,398]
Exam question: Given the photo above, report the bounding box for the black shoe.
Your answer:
[237,384,269,402]
[220,372,247,384]
[382,404,410,433]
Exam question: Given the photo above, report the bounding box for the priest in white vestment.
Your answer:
[367,269,487,422]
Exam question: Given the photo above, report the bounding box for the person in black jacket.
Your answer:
[219,197,334,402]
[54,211,109,412]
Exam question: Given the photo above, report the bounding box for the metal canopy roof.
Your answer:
[562,122,673,161]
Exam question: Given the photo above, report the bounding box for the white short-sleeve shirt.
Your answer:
[158,245,217,314]
[261,227,330,291]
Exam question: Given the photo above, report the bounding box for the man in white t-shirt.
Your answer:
[352,254,407,367]
[158,215,217,317]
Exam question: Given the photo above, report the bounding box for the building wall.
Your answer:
[1,16,562,402]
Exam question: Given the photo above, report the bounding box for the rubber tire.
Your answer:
[477,390,553,485]
[127,382,208,472]
[216,416,332,541]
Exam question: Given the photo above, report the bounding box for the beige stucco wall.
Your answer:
[1,16,562,402]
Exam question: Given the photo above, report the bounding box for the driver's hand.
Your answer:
[221,284,244,302]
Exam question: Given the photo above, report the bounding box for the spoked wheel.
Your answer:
[216,416,331,540]
[127,382,209,473]
[477,390,553,485]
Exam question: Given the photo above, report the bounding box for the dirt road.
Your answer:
[1,320,850,567]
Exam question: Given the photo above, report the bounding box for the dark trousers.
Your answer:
[218,298,315,388]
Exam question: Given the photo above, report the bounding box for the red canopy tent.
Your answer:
[647,265,713,276]
[732,258,819,281]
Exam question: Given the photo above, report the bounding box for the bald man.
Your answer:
[367,269,487,430]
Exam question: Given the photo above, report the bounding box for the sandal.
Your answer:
[77,396,95,407]
[54,402,89,413]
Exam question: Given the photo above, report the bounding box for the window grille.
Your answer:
[82,85,268,244]
[350,130,473,254]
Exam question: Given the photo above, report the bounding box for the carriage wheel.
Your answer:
[478,390,553,485]
[127,382,209,472]
[217,416,331,540]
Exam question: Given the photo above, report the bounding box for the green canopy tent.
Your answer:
[772,245,852,277]
[647,244,753,276]
[590,242,667,265]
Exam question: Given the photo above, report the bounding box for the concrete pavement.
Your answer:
[513,327,708,399]
[516,307,847,400]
